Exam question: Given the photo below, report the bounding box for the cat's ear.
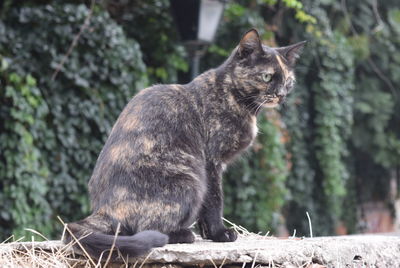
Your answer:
[276,41,307,65]
[238,29,262,58]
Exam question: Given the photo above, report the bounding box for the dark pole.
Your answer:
[187,42,207,80]
[191,50,201,79]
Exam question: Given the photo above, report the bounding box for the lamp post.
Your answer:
[170,0,225,79]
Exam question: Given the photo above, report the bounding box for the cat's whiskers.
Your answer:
[247,101,261,113]
[236,95,263,113]
[255,99,269,114]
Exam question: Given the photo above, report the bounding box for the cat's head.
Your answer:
[227,29,305,110]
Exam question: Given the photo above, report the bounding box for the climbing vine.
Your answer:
[0,58,51,238]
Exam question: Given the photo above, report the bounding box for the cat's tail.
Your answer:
[64,215,168,260]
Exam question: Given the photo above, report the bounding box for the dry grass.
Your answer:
[0,218,164,268]
[0,219,129,268]
[0,235,92,268]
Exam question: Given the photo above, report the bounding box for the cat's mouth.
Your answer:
[262,95,281,108]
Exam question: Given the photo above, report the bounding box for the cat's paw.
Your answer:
[210,228,238,242]
[168,229,195,244]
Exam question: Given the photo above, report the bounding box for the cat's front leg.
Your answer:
[197,162,237,242]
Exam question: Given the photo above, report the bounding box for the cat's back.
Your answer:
[111,84,203,142]
[88,84,206,203]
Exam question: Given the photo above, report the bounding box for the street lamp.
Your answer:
[170,0,225,79]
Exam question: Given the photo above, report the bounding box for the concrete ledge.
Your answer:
[4,234,400,267]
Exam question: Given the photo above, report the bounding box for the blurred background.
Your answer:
[0,0,399,241]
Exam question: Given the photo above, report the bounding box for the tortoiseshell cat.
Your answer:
[66,29,305,258]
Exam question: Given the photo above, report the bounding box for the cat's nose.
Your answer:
[276,88,286,97]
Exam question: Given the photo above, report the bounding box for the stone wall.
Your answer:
[3,234,400,267]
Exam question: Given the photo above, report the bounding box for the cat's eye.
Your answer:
[262,73,273,83]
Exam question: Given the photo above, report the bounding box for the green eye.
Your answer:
[262,73,273,82]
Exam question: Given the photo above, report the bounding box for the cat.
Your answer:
[65,29,305,259]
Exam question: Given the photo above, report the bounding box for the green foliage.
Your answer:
[0,3,147,239]
[349,3,400,170]
[282,0,317,24]
[284,0,400,235]
[282,2,358,235]
[104,0,188,84]
[346,2,400,206]
[310,31,355,230]
[0,59,51,238]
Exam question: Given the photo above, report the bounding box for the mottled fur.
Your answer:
[65,29,305,259]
